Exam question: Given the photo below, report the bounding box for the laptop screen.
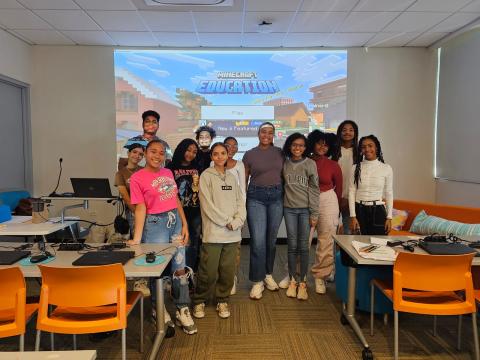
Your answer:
[70,178,114,198]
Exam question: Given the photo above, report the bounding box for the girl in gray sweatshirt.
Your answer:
[193,143,246,320]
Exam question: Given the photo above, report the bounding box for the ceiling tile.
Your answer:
[244,11,294,32]
[0,9,52,29]
[241,32,285,47]
[354,0,416,12]
[283,32,329,47]
[14,29,74,44]
[246,0,302,12]
[291,12,347,32]
[198,32,241,47]
[366,32,420,46]
[339,12,400,32]
[194,11,242,32]
[75,0,137,10]
[301,0,357,12]
[34,9,100,30]
[407,0,471,12]
[139,11,194,32]
[383,12,451,32]
[0,0,26,9]
[430,12,479,32]
[459,1,480,12]
[87,10,147,31]
[153,32,199,47]
[407,32,448,46]
[17,0,80,10]
[108,31,158,46]
[323,32,374,46]
[61,30,116,45]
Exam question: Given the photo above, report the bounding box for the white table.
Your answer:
[0,219,78,245]
[0,242,174,360]
[0,350,96,359]
[334,234,480,360]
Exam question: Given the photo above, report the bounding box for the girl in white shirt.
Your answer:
[349,135,393,235]
[332,120,359,235]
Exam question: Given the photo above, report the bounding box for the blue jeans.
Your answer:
[184,208,202,272]
[284,207,310,282]
[247,184,283,282]
[143,209,190,308]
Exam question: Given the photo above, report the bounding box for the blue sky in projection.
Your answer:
[114,50,347,108]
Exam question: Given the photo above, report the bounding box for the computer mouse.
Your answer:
[145,252,156,263]
[30,254,49,263]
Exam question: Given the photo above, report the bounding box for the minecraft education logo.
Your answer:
[196,71,280,95]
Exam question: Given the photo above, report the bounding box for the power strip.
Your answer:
[58,243,85,251]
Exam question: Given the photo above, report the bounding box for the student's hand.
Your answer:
[226,223,233,231]
[127,239,141,246]
[350,217,360,234]
[309,218,318,228]
[384,219,392,234]
[181,226,189,246]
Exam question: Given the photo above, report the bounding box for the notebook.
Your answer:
[419,241,477,256]
[72,251,135,266]
[0,250,31,265]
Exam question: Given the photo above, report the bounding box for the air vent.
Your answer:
[145,0,232,6]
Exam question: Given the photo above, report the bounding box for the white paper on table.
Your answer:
[352,240,398,261]
[370,237,389,246]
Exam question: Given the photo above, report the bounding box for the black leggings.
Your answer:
[355,203,387,235]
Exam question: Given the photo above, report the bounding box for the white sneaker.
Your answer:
[250,282,264,300]
[278,275,290,289]
[175,307,198,335]
[286,279,297,298]
[133,278,151,297]
[264,274,279,291]
[230,275,237,295]
[216,302,230,319]
[193,303,205,319]
[315,278,326,294]
[297,282,308,300]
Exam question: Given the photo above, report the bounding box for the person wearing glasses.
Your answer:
[118,110,172,169]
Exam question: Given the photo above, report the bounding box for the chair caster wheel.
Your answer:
[362,347,373,360]
[340,314,348,325]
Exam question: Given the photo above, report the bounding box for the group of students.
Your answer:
[114,110,394,336]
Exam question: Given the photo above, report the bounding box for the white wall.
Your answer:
[31,46,116,221]
[436,180,480,207]
[0,29,31,84]
[347,47,437,202]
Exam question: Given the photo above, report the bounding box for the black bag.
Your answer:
[114,215,130,235]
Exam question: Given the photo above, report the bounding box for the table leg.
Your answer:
[148,278,165,360]
[68,224,77,242]
[342,266,373,359]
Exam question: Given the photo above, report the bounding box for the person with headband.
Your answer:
[195,125,216,173]
[243,122,284,300]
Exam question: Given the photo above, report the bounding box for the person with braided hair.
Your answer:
[348,135,393,235]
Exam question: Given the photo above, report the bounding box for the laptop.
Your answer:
[0,250,31,265]
[72,251,135,266]
[70,178,113,198]
[419,241,477,256]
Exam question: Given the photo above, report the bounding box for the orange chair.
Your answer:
[370,253,479,360]
[35,264,143,360]
[0,267,38,351]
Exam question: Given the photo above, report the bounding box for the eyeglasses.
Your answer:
[144,119,158,125]
[291,143,306,148]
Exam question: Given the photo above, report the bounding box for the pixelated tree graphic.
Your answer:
[176,88,212,122]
